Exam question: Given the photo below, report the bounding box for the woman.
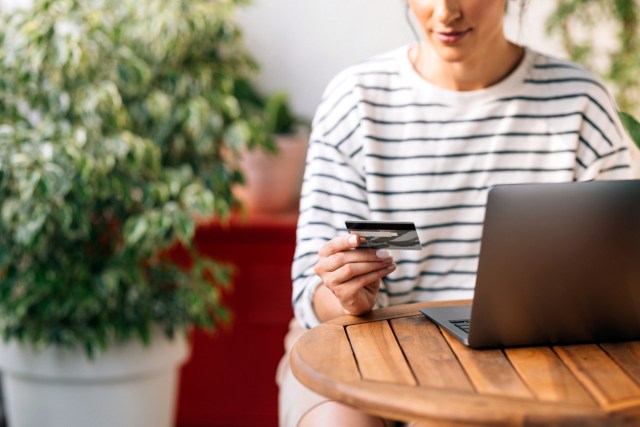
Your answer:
[278,1,640,426]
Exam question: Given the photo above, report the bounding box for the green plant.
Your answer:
[234,77,304,137]
[547,0,640,115]
[264,93,299,136]
[620,112,640,148]
[0,0,273,356]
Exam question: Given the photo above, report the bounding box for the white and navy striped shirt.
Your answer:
[292,45,640,329]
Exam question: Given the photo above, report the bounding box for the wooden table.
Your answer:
[290,300,640,426]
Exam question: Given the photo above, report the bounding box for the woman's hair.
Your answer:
[512,0,530,27]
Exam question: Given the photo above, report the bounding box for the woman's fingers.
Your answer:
[318,233,361,258]
[328,248,393,271]
[316,248,392,275]
[331,264,397,314]
[322,259,394,287]
[316,235,394,276]
[334,263,396,295]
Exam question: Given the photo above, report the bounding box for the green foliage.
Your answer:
[0,0,271,356]
[547,0,640,114]
[620,112,640,148]
[264,93,298,136]
[234,77,304,139]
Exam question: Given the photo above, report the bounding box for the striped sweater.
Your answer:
[292,45,639,329]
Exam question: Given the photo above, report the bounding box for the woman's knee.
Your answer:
[298,401,386,427]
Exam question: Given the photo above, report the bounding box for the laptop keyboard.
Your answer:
[450,319,471,334]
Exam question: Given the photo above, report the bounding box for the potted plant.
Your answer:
[229,78,310,216]
[0,0,272,426]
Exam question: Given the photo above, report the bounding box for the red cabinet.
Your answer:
[176,214,297,427]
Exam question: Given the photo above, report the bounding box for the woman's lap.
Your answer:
[276,319,330,427]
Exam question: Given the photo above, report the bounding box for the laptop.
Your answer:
[420,179,640,348]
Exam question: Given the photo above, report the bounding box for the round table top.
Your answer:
[290,300,640,426]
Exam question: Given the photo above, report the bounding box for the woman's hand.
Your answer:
[314,234,396,316]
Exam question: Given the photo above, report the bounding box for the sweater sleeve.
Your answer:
[291,73,371,329]
[575,85,640,181]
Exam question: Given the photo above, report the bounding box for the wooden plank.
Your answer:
[290,323,361,398]
[390,316,474,392]
[327,300,472,326]
[604,400,640,424]
[555,344,640,407]
[442,330,533,399]
[343,381,608,426]
[601,341,640,387]
[505,347,595,405]
[347,320,416,385]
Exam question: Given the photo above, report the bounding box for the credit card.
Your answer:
[345,220,422,251]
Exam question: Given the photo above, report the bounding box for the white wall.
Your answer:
[237,0,566,120]
[236,0,415,119]
[505,1,565,57]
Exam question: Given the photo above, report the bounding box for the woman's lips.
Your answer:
[434,29,471,44]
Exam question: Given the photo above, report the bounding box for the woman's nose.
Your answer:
[433,0,463,25]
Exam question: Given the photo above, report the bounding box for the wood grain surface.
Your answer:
[291,301,640,426]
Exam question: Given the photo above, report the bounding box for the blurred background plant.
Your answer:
[0,0,277,356]
[229,77,310,215]
[619,112,640,147]
[547,0,640,119]
[234,78,305,137]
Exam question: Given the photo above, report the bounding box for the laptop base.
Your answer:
[420,305,471,346]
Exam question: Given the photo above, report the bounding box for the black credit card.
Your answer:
[345,220,422,251]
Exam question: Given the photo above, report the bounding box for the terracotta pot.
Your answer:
[234,132,308,215]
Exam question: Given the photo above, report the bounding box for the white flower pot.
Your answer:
[0,330,189,427]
